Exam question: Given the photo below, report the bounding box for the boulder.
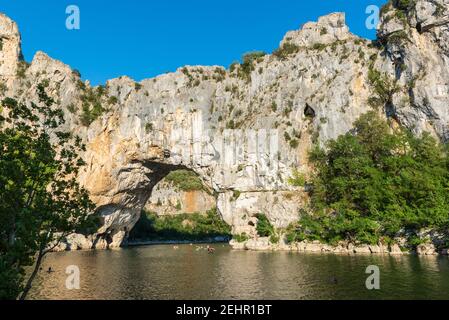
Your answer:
[417,243,438,255]
[354,245,372,254]
[389,244,403,255]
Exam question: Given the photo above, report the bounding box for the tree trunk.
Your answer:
[19,250,44,301]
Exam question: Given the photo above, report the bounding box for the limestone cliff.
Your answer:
[1,0,448,249]
[145,175,216,216]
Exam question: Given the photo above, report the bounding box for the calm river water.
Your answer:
[29,244,449,300]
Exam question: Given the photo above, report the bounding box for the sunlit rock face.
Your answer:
[145,178,216,216]
[1,0,449,249]
[0,14,22,84]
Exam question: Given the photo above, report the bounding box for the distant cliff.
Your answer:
[1,0,448,249]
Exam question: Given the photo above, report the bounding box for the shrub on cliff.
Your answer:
[288,111,449,246]
[273,43,300,60]
[237,51,266,81]
[255,214,279,243]
[165,170,205,192]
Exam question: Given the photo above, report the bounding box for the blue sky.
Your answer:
[2,0,387,85]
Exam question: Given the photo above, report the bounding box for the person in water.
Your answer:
[207,245,215,254]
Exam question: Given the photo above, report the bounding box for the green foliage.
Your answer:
[0,83,95,299]
[80,102,105,126]
[312,43,327,51]
[289,112,449,246]
[16,61,29,79]
[165,170,205,192]
[232,190,241,201]
[233,233,249,243]
[145,122,153,134]
[0,82,7,96]
[128,209,231,241]
[386,30,410,46]
[288,169,306,187]
[229,61,239,73]
[368,68,400,108]
[79,86,107,126]
[273,43,300,60]
[289,139,299,149]
[66,104,76,114]
[395,0,415,11]
[237,51,266,81]
[226,120,235,129]
[269,234,280,244]
[108,96,118,105]
[255,214,276,238]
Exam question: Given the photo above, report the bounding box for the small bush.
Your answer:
[288,169,305,187]
[255,214,275,238]
[290,139,299,149]
[67,104,76,114]
[16,61,29,79]
[145,122,153,133]
[232,190,241,201]
[273,43,300,60]
[108,96,119,105]
[312,43,327,51]
[233,233,249,243]
[80,102,105,126]
[79,86,108,126]
[0,82,7,95]
[237,51,266,81]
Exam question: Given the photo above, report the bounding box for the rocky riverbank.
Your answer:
[230,238,449,256]
[126,236,230,247]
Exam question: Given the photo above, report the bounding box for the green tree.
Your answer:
[0,82,95,300]
[289,111,449,247]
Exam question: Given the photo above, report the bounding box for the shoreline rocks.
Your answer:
[230,238,449,256]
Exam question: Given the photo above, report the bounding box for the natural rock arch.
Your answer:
[79,104,299,249]
[2,1,449,250]
[92,161,212,248]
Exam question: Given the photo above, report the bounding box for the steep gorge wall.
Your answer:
[1,0,448,249]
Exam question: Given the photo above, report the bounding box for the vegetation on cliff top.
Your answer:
[287,111,449,248]
[165,170,206,192]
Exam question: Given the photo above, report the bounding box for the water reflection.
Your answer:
[29,245,449,300]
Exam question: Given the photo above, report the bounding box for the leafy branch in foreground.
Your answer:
[0,82,96,300]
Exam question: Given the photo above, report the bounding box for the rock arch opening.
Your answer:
[94,161,230,248]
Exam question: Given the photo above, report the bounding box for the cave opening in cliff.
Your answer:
[125,161,231,245]
[304,104,316,119]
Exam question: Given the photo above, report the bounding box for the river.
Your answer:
[29,244,449,300]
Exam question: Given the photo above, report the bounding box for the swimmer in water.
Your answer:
[207,245,215,254]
